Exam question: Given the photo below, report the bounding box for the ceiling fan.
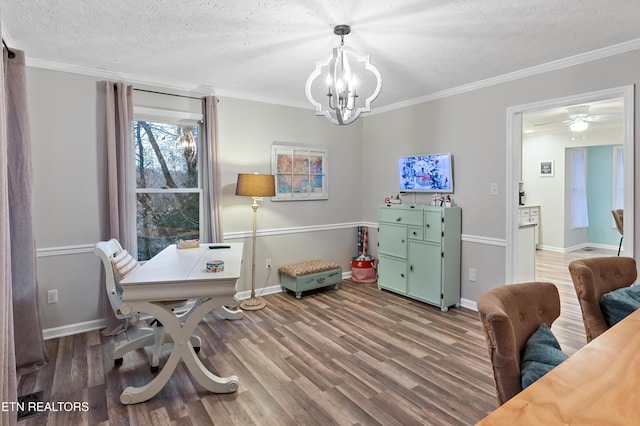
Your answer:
[534,105,617,132]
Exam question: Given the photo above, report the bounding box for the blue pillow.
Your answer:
[520,323,568,389]
[600,285,640,327]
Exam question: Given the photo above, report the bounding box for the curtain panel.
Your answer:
[571,148,589,229]
[102,81,135,335]
[5,48,48,376]
[1,46,18,426]
[201,96,224,243]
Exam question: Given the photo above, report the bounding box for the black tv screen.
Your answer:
[398,153,453,193]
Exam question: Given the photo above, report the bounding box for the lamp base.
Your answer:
[240,296,266,311]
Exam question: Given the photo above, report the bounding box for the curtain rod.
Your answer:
[133,88,206,101]
[2,39,15,59]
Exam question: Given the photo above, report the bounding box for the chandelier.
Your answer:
[305,25,382,125]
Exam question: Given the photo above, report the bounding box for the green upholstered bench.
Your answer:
[279,260,342,299]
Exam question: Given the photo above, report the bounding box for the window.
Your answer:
[571,148,589,229]
[612,146,624,212]
[133,117,202,260]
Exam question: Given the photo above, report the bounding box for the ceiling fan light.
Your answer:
[570,119,588,132]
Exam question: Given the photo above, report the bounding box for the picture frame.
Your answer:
[539,160,554,177]
[271,143,328,201]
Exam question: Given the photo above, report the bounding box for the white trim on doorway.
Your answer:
[505,85,635,282]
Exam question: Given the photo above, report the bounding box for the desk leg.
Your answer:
[119,297,239,404]
[214,304,244,320]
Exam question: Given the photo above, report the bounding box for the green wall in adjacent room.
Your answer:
[587,145,621,247]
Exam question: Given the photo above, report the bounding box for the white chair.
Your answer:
[94,239,201,373]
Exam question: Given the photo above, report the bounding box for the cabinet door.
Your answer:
[408,241,442,305]
[424,210,443,243]
[378,223,408,258]
[378,254,407,294]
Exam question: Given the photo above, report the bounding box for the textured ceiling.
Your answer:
[3,1,640,110]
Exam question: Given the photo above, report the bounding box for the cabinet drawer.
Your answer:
[408,226,424,240]
[379,208,423,226]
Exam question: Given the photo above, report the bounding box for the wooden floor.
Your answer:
[536,247,616,356]
[16,249,615,425]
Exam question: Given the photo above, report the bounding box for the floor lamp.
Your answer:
[235,173,276,310]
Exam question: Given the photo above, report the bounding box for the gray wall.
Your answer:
[28,47,640,333]
[362,49,640,304]
[28,68,362,333]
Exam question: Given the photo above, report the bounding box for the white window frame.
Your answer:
[132,107,204,258]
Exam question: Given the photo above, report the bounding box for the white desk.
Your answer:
[119,243,244,404]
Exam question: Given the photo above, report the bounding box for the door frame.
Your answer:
[505,85,635,282]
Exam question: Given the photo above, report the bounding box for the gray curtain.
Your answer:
[202,96,224,242]
[6,49,48,376]
[102,81,135,336]
[1,46,18,426]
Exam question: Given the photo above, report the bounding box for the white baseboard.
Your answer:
[537,243,618,254]
[460,298,477,311]
[43,271,354,340]
[43,318,107,340]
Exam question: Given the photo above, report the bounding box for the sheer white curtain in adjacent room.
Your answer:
[571,147,589,229]
[612,146,624,211]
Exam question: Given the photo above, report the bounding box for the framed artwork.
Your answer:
[271,144,327,201]
[539,160,554,177]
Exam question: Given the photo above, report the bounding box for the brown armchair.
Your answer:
[568,256,637,342]
[477,282,560,405]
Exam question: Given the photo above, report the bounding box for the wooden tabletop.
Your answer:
[477,308,640,425]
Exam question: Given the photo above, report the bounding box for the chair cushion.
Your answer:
[600,284,640,327]
[520,323,568,389]
[110,249,139,281]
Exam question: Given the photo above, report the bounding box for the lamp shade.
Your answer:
[236,173,276,197]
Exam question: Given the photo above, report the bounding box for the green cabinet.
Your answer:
[377,204,461,311]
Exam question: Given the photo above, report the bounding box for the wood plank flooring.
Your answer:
[16,249,615,425]
[536,247,617,356]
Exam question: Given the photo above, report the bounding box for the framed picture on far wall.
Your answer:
[271,143,328,201]
[539,160,554,177]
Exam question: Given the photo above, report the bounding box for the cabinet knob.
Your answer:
[412,231,417,235]
[401,239,405,243]
[410,265,413,271]
[426,224,430,228]
[400,273,405,278]
[396,217,402,222]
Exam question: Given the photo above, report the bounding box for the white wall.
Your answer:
[522,125,623,250]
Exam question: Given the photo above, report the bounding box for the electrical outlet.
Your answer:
[468,268,477,282]
[265,259,272,270]
[47,289,58,304]
[490,183,499,195]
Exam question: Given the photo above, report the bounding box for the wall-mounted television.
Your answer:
[398,153,454,193]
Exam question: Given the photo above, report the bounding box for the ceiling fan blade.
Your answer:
[534,119,571,127]
[584,114,621,122]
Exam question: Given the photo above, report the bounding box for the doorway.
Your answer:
[505,86,634,282]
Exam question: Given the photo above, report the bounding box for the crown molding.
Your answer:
[25,57,216,97]
[19,36,640,114]
[370,38,640,115]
